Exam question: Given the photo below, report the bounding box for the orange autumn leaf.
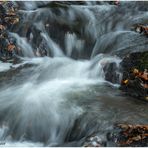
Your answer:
[7,44,15,51]
[138,73,148,81]
[122,79,129,84]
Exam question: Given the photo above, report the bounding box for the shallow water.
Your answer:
[0,57,148,146]
[0,1,148,146]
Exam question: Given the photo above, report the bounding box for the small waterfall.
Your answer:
[65,32,85,57]
[0,1,148,146]
[10,33,35,57]
[41,33,64,57]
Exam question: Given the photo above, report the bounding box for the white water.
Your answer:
[0,55,120,146]
[0,62,12,72]
[0,1,148,146]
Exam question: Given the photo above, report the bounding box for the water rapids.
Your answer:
[0,1,148,146]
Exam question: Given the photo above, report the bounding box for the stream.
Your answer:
[0,1,148,147]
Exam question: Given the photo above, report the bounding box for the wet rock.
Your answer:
[37,2,69,10]
[107,123,148,147]
[83,134,106,147]
[0,55,22,64]
[103,62,121,84]
[0,1,20,62]
[120,51,148,101]
[133,24,148,37]
[0,62,37,88]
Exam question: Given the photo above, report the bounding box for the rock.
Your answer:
[103,62,121,84]
[133,24,148,37]
[0,55,22,64]
[0,1,20,62]
[0,62,37,88]
[83,134,106,147]
[120,51,148,101]
[37,2,69,10]
[121,51,148,71]
[107,123,148,147]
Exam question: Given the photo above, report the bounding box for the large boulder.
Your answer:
[120,51,148,101]
[103,51,148,101]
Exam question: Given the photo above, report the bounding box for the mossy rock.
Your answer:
[120,51,148,101]
[121,51,148,72]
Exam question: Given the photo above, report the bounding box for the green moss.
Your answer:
[138,52,148,71]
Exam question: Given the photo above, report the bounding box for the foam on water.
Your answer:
[0,62,12,72]
[0,1,148,146]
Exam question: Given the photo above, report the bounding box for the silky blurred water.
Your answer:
[0,1,148,146]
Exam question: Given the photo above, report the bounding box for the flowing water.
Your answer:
[0,1,148,146]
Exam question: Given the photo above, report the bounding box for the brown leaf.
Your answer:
[7,44,15,51]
